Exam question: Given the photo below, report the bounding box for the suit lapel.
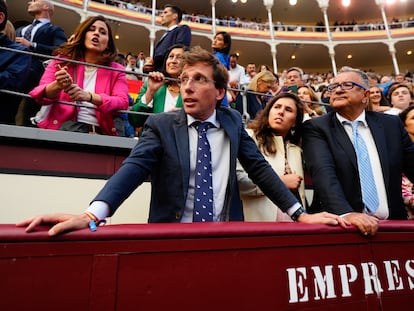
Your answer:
[331,114,358,170]
[173,110,191,198]
[366,113,389,186]
[216,109,238,220]
[32,22,50,41]
[217,109,238,161]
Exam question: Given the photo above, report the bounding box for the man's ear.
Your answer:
[216,88,226,101]
[173,12,178,22]
[363,89,370,105]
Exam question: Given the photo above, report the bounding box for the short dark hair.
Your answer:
[182,46,228,106]
[0,0,8,32]
[387,82,414,102]
[165,4,183,23]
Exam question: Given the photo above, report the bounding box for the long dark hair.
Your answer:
[55,15,117,66]
[249,92,304,156]
[213,31,231,55]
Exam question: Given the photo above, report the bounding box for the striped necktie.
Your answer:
[24,20,40,42]
[345,121,379,213]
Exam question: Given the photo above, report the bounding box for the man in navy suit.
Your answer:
[303,66,414,236]
[15,0,66,126]
[152,4,191,72]
[18,47,346,236]
[0,0,31,124]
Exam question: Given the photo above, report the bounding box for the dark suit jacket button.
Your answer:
[175,212,181,220]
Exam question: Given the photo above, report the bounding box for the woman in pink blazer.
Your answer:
[29,15,128,136]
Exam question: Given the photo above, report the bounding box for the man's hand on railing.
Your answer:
[16,213,91,236]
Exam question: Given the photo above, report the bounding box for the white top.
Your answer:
[77,67,99,126]
[229,64,246,84]
[237,130,305,222]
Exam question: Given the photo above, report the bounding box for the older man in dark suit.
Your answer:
[152,4,191,72]
[303,66,414,236]
[18,47,346,235]
[15,0,66,126]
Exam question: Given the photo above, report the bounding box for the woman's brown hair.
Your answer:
[55,15,117,66]
[248,92,304,156]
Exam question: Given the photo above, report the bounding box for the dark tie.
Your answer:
[345,121,379,213]
[193,122,214,222]
[23,20,40,42]
[159,30,170,41]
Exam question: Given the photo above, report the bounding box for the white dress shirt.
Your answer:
[336,111,389,219]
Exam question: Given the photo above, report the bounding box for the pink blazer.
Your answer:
[29,58,129,136]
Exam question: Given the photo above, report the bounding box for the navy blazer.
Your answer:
[302,111,414,219]
[0,34,32,124]
[153,25,191,71]
[93,107,298,222]
[234,92,266,121]
[16,22,66,86]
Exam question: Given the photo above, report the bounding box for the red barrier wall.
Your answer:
[1,221,413,311]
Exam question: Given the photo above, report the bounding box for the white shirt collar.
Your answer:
[336,110,368,127]
[187,110,220,128]
[167,25,178,31]
[35,18,50,25]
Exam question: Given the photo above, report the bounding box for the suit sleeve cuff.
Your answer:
[87,201,110,221]
[286,202,303,217]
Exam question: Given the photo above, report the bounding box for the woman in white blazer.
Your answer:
[237,92,305,221]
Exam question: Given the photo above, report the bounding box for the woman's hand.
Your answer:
[143,71,166,104]
[16,213,91,236]
[54,65,73,91]
[65,84,92,103]
[280,173,303,190]
[147,71,166,92]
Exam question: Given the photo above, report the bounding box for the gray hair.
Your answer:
[287,66,304,80]
[338,66,370,89]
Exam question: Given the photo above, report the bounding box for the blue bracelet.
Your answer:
[89,220,97,232]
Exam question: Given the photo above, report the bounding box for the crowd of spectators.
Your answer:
[2,1,413,236]
[93,0,414,33]
[2,0,414,137]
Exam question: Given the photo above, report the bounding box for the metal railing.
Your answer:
[0,46,328,135]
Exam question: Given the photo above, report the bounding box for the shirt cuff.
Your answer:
[141,94,153,108]
[286,202,303,217]
[87,201,110,221]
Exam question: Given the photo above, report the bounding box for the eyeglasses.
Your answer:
[167,55,184,61]
[178,75,215,87]
[327,81,367,92]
